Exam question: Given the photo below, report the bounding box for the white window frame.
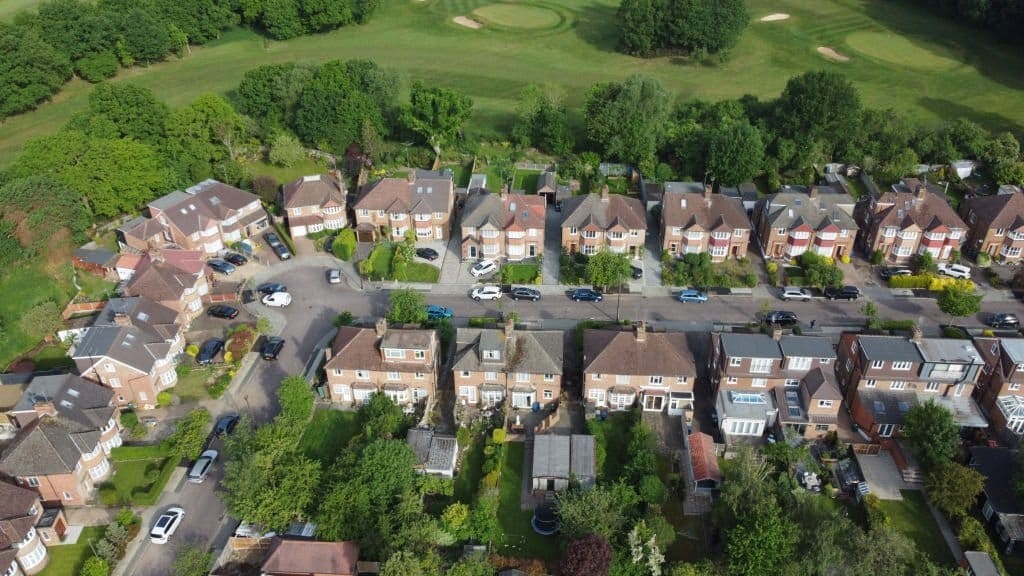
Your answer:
[649,376,663,385]
[516,372,530,383]
[543,390,553,400]
[892,361,912,371]
[817,400,833,408]
[871,360,884,369]
[749,358,773,374]
[890,381,906,390]
[787,357,811,371]
[729,357,742,367]
[877,423,896,438]
[865,379,876,388]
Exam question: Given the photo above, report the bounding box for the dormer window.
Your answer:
[483,349,500,361]
[385,349,404,359]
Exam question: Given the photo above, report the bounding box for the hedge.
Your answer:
[888,274,976,292]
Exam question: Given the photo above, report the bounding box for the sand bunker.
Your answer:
[759,13,790,22]
[453,16,483,29]
[817,46,850,62]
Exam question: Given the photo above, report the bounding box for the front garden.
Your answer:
[662,253,758,288]
[359,239,439,283]
[99,445,178,506]
[499,262,540,284]
[778,252,844,288]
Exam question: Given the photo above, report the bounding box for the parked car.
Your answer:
[569,288,603,302]
[780,286,812,302]
[677,289,708,303]
[207,259,236,275]
[470,259,498,278]
[263,232,283,248]
[763,311,798,327]
[196,338,225,366]
[261,336,285,360]
[224,253,248,266]
[416,248,439,261]
[938,263,971,279]
[214,414,240,436]
[271,242,292,261]
[510,287,541,301]
[471,285,503,301]
[262,292,292,308]
[150,507,185,544]
[256,283,287,297]
[426,305,453,321]
[328,269,342,284]
[187,449,219,484]
[879,267,912,280]
[987,313,1020,329]
[207,305,239,320]
[824,285,862,301]
[631,265,643,280]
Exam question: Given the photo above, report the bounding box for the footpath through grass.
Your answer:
[877,490,955,566]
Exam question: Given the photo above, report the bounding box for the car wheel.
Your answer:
[473,296,480,301]
[803,298,810,302]
[783,297,790,302]
[532,297,538,302]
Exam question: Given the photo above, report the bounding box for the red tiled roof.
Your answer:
[689,432,720,483]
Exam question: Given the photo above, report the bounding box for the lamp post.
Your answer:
[615,264,623,323]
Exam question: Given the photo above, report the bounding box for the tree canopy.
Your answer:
[388,289,428,324]
[937,283,983,317]
[925,461,984,520]
[583,74,671,174]
[902,400,959,471]
[401,82,473,156]
[618,0,749,57]
[586,250,632,290]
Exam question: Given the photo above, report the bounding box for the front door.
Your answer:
[643,394,664,412]
[469,246,477,258]
[529,244,536,257]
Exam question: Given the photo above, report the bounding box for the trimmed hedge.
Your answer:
[888,274,976,292]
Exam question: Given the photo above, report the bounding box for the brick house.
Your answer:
[8,374,122,455]
[261,538,359,576]
[854,178,967,264]
[282,174,348,238]
[117,180,269,255]
[0,482,66,575]
[661,187,751,261]
[975,338,1024,443]
[752,185,858,260]
[122,250,208,324]
[561,188,647,259]
[323,319,437,406]
[460,190,546,261]
[582,322,696,417]
[452,319,563,410]
[961,190,1024,263]
[352,170,455,243]
[0,416,113,506]
[71,297,184,410]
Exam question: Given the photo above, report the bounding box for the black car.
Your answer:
[416,248,440,261]
[224,253,248,266]
[987,313,1020,329]
[214,414,240,436]
[569,288,603,302]
[207,259,236,275]
[263,232,283,248]
[196,338,225,366]
[510,287,541,301]
[824,285,862,301]
[271,243,292,261]
[763,310,798,327]
[207,305,239,320]
[256,283,287,297]
[260,336,285,360]
[879,267,912,280]
[631,265,643,280]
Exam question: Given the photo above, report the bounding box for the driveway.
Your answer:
[855,450,915,500]
[543,208,562,284]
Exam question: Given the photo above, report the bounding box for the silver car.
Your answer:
[780,286,812,302]
[187,449,218,484]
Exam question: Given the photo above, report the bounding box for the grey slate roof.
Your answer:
[915,338,983,364]
[73,248,116,266]
[779,336,836,359]
[12,373,115,430]
[533,435,569,479]
[453,328,563,376]
[720,333,783,359]
[757,188,858,231]
[72,297,181,373]
[0,416,100,476]
[1003,340,1024,364]
[570,435,595,487]
[857,335,924,363]
[970,446,1022,514]
[405,429,457,474]
[663,182,705,194]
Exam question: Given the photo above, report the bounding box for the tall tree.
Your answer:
[705,120,765,185]
[925,461,985,520]
[293,60,384,153]
[586,250,632,290]
[773,71,861,163]
[400,81,473,156]
[556,482,639,540]
[164,93,252,181]
[387,289,427,324]
[235,62,315,130]
[0,23,73,118]
[0,177,92,253]
[583,75,670,174]
[167,409,211,459]
[902,399,958,471]
[937,283,983,317]
[725,505,799,576]
[70,82,170,145]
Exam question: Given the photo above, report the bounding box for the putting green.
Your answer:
[845,31,962,70]
[472,3,563,29]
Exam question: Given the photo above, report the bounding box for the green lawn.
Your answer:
[658,456,708,563]
[31,345,74,371]
[39,526,105,576]
[877,490,955,566]
[103,445,177,506]
[0,262,75,370]
[362,243,440,282]
[3,0,1024,167]
[173,366,218,402]
[75,271,118,301]
[500,263,540,284]
[497,442,557,560]
[587,412,635,482]
[454,430,486,504]
[513,170,541,193]
[250,157,330,184]
[299,409,360,464]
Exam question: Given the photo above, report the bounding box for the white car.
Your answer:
[938,263,971,280]
[471,285,503,301]
[262,292,293,307]
[187,449,218,484]
[328,269,342,284]
[150,507,185,544]
[470,259,498,278]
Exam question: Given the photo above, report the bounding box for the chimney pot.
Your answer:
[704,185,713,200]
[113,313,131,327]
[33,401,56,417]
[772,326,783,341]
[407,171,416,184]
[910,325,923,343]
[810,187,819,199]
[375,318,388,337]
[635,321,647,342]
[601,186,610,202]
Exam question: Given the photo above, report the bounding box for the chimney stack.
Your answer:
[407,171,416,184]
[772,326,783,341]
[601,186,610,202]
[149,249,164,263]
[505,317,515,339]
[375,318,388,337]
[113,312,131,327]
[635,321,647,343]
[910,325,923,342]
[704,184,713,200]
[916,185,927,201]
[324,347,333,362]
[809,186,819,199]
[33,401,57,417]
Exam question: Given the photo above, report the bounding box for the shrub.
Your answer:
[156,391,172,407]
[456,426,471,448]
[492,428,507,444]
[186,344,199,357]
[840,254,851,264]
[80,556,110,576]
[888,274,933,289]
[98,483,120,506]
[120,411,139,429]
[208,373,232,399]
[870,250,884,265]
[333,228,357,261]
[333,311,355,327]
[950,249,961,263]
[223,351,234,364]
[75,52,119,82]
[863,494,889,529]
[176,363,192,377]
[976,252,991,267]
[877,319,916,331]
[982,329,995,337]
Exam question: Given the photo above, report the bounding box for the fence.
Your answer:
[62,299,106,319]
[514,162,556,172]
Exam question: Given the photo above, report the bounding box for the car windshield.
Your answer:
[155,516,171,529]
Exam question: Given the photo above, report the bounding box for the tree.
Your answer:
[71,82,170,145]
[18,301,62,342]
[617,0,657,56]
[400,81,473,156]
[235,62,314,130]
[512,85,573,156]
[380,550,440,576]
[902,400,958,471]
[164,92,252,181]
[773,71,861,163]
[798,252,843,289]
[167,408,211,459]
[333,228,357,261]
[80,556,110,576]
[293,60,385,153]
[388,289,427,323]
[359,393,406,439]
[269,131,306,167]
[0,176,93,252]
[618,0,749,57]
[277,375,312,426]
[446,557,493,576]
[925,461,985,519]
[583,75,670,174]
[556,482,639,540]
[705,120,764,185]
[173,543,215,576]
[937,283,982,317]
[586,250,631,290]
[725,506,799,576]
[0,23,73,118]
[561,533,613,576]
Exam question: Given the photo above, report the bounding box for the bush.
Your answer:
[870,250,884,265]
[863,494,889,529]
[208,373,232,399]
[176,363,192,377]
[120,411,139,429]
[492,428,507,444]
[456,426,471,448]
[186,344,199,357]
[156,391,172,407]
[98,483,120,506]
[976,252,991,267]
[333,228,357,261]
[76,52,119,82]
[877,319,916,331]
[840,254,851,264]
[888,274,933,289]
[982,329,995,337]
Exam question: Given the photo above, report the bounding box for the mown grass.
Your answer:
[877,490,955,566]
[0,263,75,370]
[1,0,1023,166]
[496,441,557,560]
[103,445,177,506]
[363,243,440,282]
[500,263,540,284]
[39,526,105,576]
[249,157,330,185]
[31,345,75,371]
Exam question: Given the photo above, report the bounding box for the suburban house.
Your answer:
[8,373,122,455]
[660,187,751,261]
[970,446,1024,555]
[121,249,208,324]
[961,190,1024,263]
[836,332,987,446]
[453,320,563,410]
[0,415,113,506]
[117,180,268,255]
[535,171,570,205]
[582,322,697,418]
[460,190,545,261]
[71,297,184,410]
[560,188,647,258]
[686,431,721,494]
[0,378,28,441]
[323,319,437,406]
[854,178,967,263]
[531,434,596,496]
[719,183,759,214]
[0,482,66,575]
[281,174,348,238]
[975,338,1024,443]
[752,185,858,260]
[261,538,360,576]
[709,331,841,442]
[352,170,455,243]
[72,247,118,281]
[406,428,458,478]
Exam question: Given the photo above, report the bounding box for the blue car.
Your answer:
[677,289,708,303]
[425,305,453,321]
[207,259,236,275]
[569,288,603,302]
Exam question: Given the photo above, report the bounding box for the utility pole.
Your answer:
[615,265,622,323]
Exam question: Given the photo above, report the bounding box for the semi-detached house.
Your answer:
[661,186,751,261]
[753,185,858,260]
[121,249,208,324]
[282,173,347,238]
[855,178,966,264]
[352,170,454,243]
[975,338,1024,444]
[961,190,1024,263]
[561,188,647,259]
[460,190,546,261]
[0,482,67,575]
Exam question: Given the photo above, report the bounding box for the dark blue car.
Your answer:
[569,288,603,302]
[196,338,225,366]
[207,259,236,275]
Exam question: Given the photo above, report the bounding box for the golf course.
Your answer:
[0,0,1022,166]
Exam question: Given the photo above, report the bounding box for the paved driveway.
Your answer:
[543,208,562,284]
